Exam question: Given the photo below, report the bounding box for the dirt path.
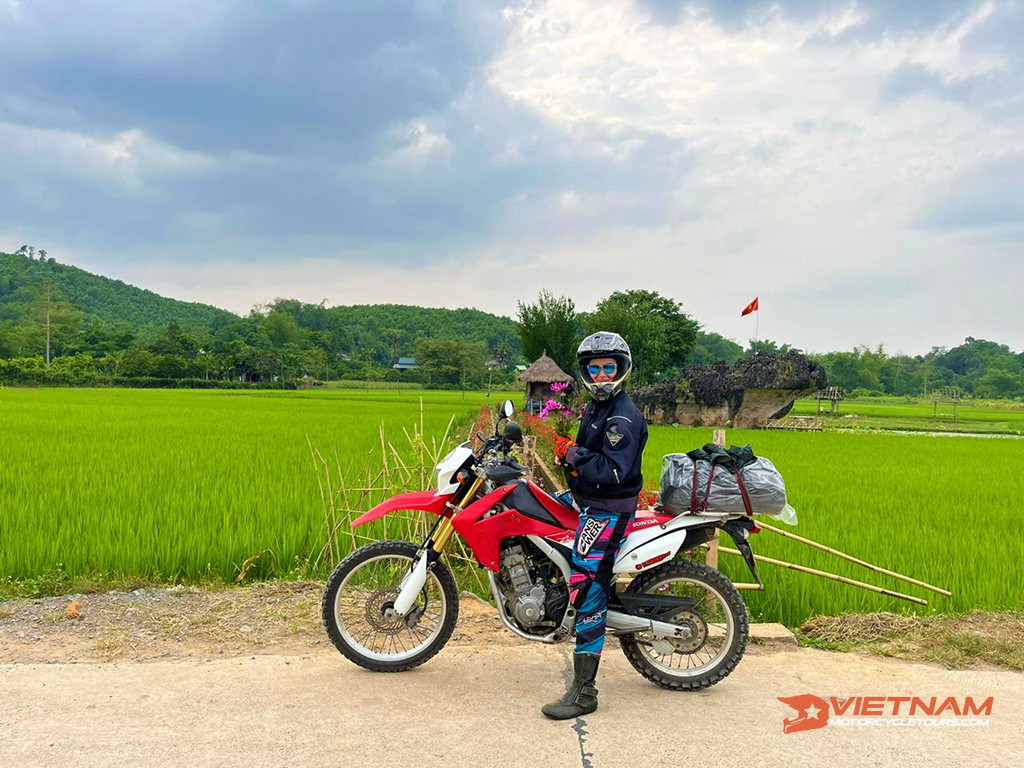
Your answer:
[2,585,1021,767]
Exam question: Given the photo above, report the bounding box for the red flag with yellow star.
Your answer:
[741,297,759,316]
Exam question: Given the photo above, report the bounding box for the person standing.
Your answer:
[544,331,648,720]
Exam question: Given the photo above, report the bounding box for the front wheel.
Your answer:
[619,559,749,690]
[322,540,459,672]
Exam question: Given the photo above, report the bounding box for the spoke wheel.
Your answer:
[619,559,749,690]
[322,540,459,672]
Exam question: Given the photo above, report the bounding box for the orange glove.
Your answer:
[554,436,576,463]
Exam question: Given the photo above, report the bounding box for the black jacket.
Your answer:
[566,391,648,500]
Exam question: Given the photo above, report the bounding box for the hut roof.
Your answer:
[518,353,575,384]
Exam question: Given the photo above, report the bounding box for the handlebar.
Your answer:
[475,433,522,458]
[504,457,528,473]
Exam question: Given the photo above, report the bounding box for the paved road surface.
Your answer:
[2,643,1020,768]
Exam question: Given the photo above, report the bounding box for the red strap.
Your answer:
[734,467,754,518]
[701,464,717,512]
[689,461,699,514]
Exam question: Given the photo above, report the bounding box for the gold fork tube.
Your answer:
[431,475,484,553]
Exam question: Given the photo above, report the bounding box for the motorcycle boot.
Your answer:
[541,652,600,720]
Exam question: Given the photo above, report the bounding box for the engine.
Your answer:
[497,539,569,634]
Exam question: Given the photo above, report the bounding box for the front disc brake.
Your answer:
[365,589,406,635]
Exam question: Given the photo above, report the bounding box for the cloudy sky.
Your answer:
[2,0,1022,354]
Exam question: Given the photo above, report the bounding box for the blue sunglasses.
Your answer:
[588,363,618,376]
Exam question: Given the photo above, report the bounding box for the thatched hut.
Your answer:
[518,353,575,414]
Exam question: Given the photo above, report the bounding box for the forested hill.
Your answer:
[294,301,519,360]
[0,250,237,333]
[0,251,523,380]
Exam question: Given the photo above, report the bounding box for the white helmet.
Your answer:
[577,331,632,401]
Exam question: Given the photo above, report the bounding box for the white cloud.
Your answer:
[0,123,214,190]
[385,121,452,167]
[466,0,1024,351]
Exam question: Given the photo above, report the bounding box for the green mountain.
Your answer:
[0,250,238,333]
[324,302,518,360]
[0,251,523,371]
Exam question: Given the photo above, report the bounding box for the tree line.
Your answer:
[2,251,1022,398]
[516,289,1024,401]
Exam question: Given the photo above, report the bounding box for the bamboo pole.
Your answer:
[718,547,928,606]
[756,520,952,597]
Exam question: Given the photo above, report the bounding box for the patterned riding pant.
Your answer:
[569,501,635,655]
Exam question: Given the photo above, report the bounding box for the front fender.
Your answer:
[351,490,449,527]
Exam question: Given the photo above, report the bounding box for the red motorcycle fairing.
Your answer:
[351,490,450,527]
[452,481,579,570]
[543,507,677,548]
[625,509,677,534]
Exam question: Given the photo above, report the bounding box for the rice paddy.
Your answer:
[2,388,1020,627]
[644,426,1024,626]
[0,388,501,587]
[790,396,1024,434]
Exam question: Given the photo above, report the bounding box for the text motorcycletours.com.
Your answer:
[777,695,994,734]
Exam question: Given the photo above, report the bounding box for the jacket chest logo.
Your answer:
[606,424,624,446]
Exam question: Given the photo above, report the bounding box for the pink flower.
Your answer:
[539,398,564,419]
[550,381,569,393]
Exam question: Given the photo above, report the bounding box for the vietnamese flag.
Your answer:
[741,297,759,316]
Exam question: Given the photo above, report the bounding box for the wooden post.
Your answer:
[706,429,726,569]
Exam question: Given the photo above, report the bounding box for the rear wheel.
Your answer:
[619,559,748,690]
[322,540,459,672]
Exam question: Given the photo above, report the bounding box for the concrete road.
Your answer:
[1,643,1021,768]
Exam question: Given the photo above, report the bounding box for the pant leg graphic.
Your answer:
[569,506,632,655]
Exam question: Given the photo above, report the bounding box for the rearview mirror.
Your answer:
[499,399,515,420]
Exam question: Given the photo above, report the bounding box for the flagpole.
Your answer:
[754,310,759,355]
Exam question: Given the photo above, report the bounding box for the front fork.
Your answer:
[391,475,485,617]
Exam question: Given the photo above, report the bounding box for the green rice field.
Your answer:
[0,388,501,587]
[644,426,1023,625]
[2,388,1021,626]
[790,396,1024,434]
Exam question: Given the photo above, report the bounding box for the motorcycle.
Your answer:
[322,400,761,690]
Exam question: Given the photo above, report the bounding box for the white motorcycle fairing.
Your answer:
[433,443,474,495]
[611,511,731,574]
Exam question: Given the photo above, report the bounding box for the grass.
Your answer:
[790,397,1024,435]
[0,388,512,593]
[3,388,1021,633]
[643,426,1024,626]
[797,611,1024,670]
